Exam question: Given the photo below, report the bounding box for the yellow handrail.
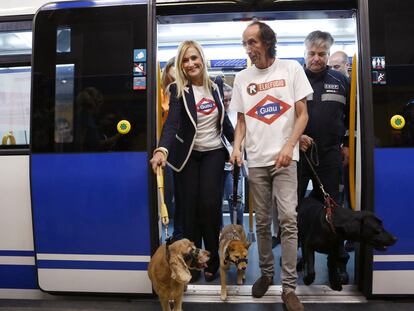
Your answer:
[2,131,16,145]
[157,62,162,142]
[349,54,357,210]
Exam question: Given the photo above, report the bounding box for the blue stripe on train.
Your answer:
[37,260,148,270]
[0,250,35,257]
[0,265,38,289]
[373,261,414,271]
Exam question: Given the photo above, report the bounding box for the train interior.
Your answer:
[156,9,361,297]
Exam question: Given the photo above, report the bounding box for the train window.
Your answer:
[57,27,71,53]
[32,4,149,153]
[55,64,75,144]
[0,30,32,56]
[0,66,30,148]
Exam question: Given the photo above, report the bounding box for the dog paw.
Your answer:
[221,293,227,301]
[330,282,343,291]
[303,273,315,285]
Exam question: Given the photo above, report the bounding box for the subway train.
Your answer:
[0,0,413,302]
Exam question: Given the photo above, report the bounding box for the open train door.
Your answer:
[358,0,414,297]
[30,0,157,293]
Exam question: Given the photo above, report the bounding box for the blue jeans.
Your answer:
[223,169,244,225]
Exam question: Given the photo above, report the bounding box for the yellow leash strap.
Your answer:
[156,166,169,239]
[349,54,357,210]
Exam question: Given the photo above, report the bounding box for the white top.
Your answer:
[192,85,222,152]
[231,59,313,167]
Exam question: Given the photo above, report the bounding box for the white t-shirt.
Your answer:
[231,59,313,167]
[192,85,222,152]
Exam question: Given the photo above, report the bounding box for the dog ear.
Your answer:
[168,240,192,284]
[169,253,191,284]
[244,241,251,249]
[336,211,364,238]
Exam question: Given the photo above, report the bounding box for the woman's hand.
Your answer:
[150,151,166,174]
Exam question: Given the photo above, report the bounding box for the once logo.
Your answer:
[247,83,258,95]
[246,95,291,125]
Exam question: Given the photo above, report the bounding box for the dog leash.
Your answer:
[231,164,241,225]
[156,166,170,240]
[302,143,338,234]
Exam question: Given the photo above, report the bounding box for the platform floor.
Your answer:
[0,298,413,311]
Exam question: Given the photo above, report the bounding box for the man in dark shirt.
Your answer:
[299,30,350,285]
[299,31,350,203]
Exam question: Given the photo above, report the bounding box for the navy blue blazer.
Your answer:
[158,79,234,172]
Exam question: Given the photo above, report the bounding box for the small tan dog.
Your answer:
[148,239,210,311]
[219,224,251,301]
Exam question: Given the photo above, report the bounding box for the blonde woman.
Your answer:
[150,40,234,282]
[160,57,175,125]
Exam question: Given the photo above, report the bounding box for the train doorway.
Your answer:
[155,0,363,301]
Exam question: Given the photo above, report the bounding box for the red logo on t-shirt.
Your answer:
[196,98,217,115]
[246,95,291,125]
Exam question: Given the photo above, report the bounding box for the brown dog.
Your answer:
[219,224,251,301]
[148,239,210,311]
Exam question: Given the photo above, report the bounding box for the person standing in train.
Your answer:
[231,21,312,311]
[328,50,351,208]
[328,50,350,79]
[150,40,234,282]
[222,83,245,226]
[160,57,181,239]
[328,50,354,253]
[299,31,350,282]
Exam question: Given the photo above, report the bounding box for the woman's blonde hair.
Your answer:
[161,57,175,93]
[175,40,212,98]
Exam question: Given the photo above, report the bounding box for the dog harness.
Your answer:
[221,225,248,267]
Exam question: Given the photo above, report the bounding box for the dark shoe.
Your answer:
[189,270,200,283]
[281,291,304,311]
[272,235,281,249]
[252,275,273,298]
[204,271,218,282]
[345,240,355,252]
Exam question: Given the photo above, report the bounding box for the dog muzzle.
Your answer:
[184,248,201,267]
[225,256,248,267]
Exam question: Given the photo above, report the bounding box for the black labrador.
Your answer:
[297,197,397,291]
